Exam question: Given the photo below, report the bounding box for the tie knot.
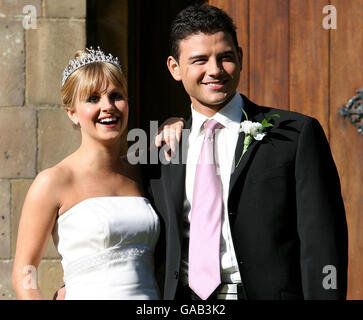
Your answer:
[203,119,221,137]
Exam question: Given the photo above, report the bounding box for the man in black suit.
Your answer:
[145,4,348,300]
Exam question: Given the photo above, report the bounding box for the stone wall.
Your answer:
[0,0,86,299]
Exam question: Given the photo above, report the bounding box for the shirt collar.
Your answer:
[190,92,244,136]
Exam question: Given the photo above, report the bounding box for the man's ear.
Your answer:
[66,108,78,126]
[167,56,182,81]
[238,47,243,71]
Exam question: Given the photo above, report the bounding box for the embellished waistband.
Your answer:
[63,243,153,283]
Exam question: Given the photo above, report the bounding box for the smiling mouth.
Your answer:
[202,80,227,88]
[97,116,120,126]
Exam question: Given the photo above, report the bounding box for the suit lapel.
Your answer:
[229,95,265,196]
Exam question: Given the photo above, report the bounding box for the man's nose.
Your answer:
[207,58,224,77]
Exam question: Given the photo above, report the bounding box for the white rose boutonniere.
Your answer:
[236,109,280,168]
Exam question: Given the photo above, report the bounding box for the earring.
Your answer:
[72,119,80,129]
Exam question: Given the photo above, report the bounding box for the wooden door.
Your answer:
[210,0,363,299]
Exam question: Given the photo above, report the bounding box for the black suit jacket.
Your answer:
[143,94,348,300]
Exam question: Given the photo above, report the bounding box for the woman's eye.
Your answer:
[87,96,99,103]
[110,92,123,100]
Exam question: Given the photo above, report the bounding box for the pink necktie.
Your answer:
[189,119,223,300]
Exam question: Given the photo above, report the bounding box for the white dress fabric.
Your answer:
[52,196,160,300]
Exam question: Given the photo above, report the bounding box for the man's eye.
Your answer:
[193,59,207,64]
[87,96,99,103]
[221,55,234,61]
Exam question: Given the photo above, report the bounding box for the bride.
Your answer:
[11,47,183,300]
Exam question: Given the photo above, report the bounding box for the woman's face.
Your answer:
[70,82,128,144]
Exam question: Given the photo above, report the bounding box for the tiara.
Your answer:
[61,46,122,86]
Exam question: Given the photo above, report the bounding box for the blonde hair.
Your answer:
[61,49,127,111]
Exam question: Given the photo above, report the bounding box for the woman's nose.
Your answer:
[101,96,115,111]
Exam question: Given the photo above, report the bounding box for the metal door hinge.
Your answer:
[338,87,363,135]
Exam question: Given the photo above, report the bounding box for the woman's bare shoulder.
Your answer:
[27,161,74,207]
[36,163,72,187]
[17,167,68,220]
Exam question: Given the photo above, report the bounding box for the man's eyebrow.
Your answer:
[218,50,235,56]
[188,54,207,61]
[188,50,235,60]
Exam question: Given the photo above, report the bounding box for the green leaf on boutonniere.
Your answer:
[261,120,274,128]
[242,135,253,156]
[236,111,280,169]
[242,108,249,121]
[261,114,280,128]
[266,113,280,121]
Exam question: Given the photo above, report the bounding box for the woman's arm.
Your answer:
[12,168,61,300]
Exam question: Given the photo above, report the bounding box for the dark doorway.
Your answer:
[87,0,204,132]
[128,0,206,132]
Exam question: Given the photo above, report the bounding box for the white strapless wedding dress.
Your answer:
[52,196,160,300]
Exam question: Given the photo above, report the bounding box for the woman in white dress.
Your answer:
[11,47,182,300]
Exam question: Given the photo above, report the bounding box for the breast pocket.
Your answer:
[251,164,293,184]
[248,164,294,214]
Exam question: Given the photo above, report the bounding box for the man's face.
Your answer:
[168,31,242,115]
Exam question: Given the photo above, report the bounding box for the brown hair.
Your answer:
[61,49,127,111]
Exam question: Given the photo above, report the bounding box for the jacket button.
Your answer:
[174,271,179,279]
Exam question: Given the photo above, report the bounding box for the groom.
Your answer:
[145,4,348,300]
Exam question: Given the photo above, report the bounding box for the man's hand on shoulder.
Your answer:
[155,117,185,161]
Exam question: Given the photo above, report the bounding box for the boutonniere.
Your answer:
[236,109,280,168]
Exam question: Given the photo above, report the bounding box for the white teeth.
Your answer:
[99,117,117,124]
[206,83,221,86]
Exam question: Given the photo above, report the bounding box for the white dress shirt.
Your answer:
[181,92,244,297]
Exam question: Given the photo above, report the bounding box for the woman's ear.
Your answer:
[66,108,79,126]
[167,56,182,81]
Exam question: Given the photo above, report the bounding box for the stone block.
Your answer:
[0,20,25,106]
[0,260,16,300]
[11,179,60,259]
[0,180,11,258]
[0,0,41,18]
[0,108,36,178]
[0,259,63,300]
[38,108,81,171]
[38,260,63,300]
[44,0,86,18]
[27,19,86,105]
